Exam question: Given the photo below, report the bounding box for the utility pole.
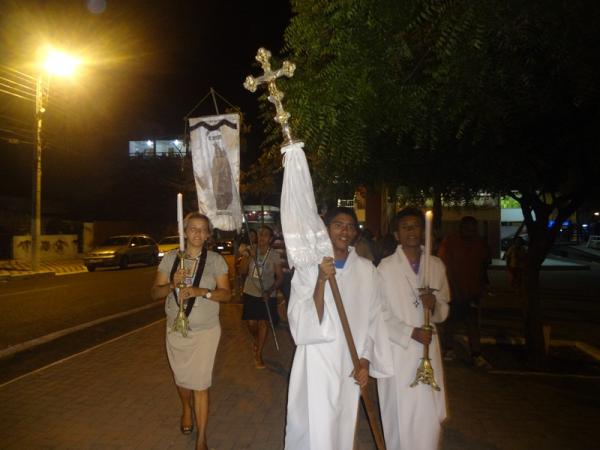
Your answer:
[31,73,46,271]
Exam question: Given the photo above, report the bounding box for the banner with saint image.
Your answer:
[189,113,242,231]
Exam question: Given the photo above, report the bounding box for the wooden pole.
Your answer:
[328,276,386,450]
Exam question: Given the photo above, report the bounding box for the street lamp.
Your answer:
[31,48,80,271]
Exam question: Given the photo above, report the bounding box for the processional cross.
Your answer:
[243,48,296,145]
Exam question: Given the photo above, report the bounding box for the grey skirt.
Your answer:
[166,323,221,390]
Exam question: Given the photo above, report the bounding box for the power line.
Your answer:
[0,88,34,102]
[0,82,36,100]
[0,65,36,82]
[0,123,32,136]
[0,114,33,127]
[0,135,34,145]
[0,75,36,93]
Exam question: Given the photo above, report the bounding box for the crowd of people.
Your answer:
[150,207,501,450]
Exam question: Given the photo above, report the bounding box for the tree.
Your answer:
[240,145,281,221]
[281,0,600,363]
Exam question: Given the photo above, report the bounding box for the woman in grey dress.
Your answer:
[151,212,230,450]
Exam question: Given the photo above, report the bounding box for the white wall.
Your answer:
[13,234,79,261]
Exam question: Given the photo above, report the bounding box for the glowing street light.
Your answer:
[43,49,80,77]
[31,47,80,271]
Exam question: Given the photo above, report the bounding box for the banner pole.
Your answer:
[210,87,220,115]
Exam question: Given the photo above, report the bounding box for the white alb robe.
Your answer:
[377,246,450,450]
[285,249,393,450]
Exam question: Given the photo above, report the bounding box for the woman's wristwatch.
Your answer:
[205,289,212,299]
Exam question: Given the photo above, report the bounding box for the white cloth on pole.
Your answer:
[189,113,242,231]
[284,249,394,450]
[280,141,332,269]
[377,246,450,450]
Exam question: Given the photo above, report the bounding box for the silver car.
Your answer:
[84,235,158,271]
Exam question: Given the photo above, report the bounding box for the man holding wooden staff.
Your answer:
[243,47,392,450]
[284,207,393,450]
[377,207,450,450]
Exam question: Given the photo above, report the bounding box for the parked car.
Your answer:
[212,240,233,255]
[158,235,181,259]
[84,235,158,271]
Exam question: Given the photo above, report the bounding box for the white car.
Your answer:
[84,235,158,271]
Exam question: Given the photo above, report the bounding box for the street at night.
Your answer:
[2,1,600,449]
[0,266,157,349]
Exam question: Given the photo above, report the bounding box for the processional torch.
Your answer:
[171,193,190,337]
[410,210,440,391]
[244,48,387,450]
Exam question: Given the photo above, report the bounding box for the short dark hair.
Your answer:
[393,207,425,230]
[323,207,359,228]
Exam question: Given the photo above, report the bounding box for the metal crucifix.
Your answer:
[243,48,296,145]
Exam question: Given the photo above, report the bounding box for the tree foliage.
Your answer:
[283,0,600,203]
[281,0,600,362]
[240,144,281,206]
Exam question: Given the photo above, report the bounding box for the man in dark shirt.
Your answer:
[438,216,491,368]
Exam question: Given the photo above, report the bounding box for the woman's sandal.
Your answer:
[180,417,194,434]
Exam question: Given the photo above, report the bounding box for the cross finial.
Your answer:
[244,48,296,145]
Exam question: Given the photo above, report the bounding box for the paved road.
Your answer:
[0,266,157,350]
[0,258,597,377]
[485,266,600,345]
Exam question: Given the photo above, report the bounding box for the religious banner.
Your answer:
[188,113,242,231]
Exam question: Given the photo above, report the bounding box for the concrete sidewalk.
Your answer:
[490,256,590,270]
[1,304,598,450]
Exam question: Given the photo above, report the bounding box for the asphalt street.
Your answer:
[485,266,600,345]
[0,265,158,350]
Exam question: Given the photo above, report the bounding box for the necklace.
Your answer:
[409,259,420,274]
[251,247,271,281]
[404,275,422,309]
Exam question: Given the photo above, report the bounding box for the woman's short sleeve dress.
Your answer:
[159,249,228,390]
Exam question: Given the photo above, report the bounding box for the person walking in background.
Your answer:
[377,207,450,450]
[236,228,257,288]
[438,216,491,368]
[354,227,378,263]
[378,232,399,262]
[239,225,284,369]
[151,212,231,450]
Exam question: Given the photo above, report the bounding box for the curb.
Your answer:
[0,271,57,282]
[489,263,590,271]
[0,262,89,281]
[456,334,600,362]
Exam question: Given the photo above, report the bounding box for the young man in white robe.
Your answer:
[377,207,450,450]
[285,207,394,450]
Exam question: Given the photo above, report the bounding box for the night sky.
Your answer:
[0,0,292,211]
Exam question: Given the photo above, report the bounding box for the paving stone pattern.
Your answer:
[1,304,598,450]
